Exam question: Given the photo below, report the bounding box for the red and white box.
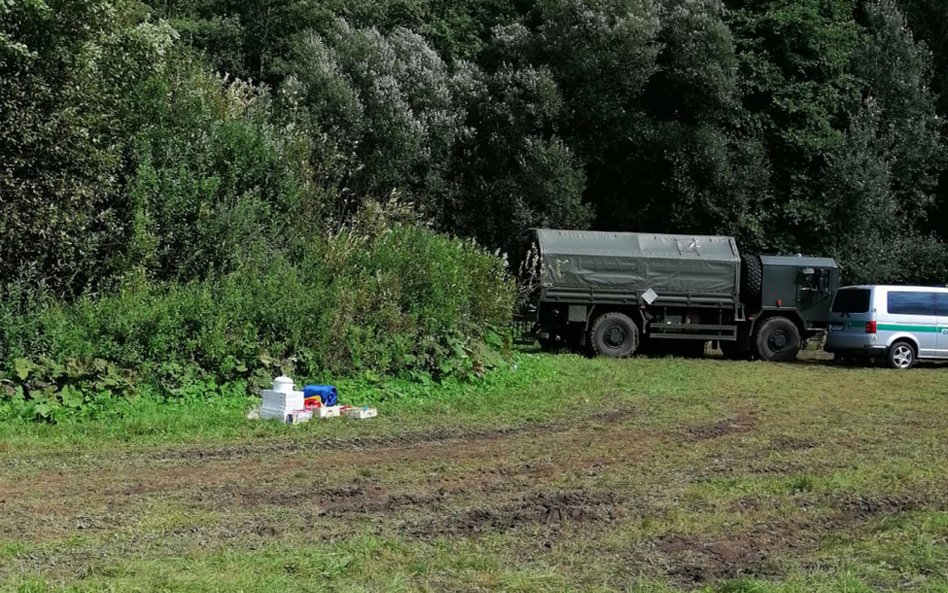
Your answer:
[314,405,341,419]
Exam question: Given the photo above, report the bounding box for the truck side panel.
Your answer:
[534,229,741,300]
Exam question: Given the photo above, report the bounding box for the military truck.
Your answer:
[516,229,840,361]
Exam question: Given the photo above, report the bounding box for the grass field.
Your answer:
[0,352,946,592]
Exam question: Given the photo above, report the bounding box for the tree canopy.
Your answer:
[2,0,947,290]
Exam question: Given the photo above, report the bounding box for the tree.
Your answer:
[726,0,865,253]
[0,0,176,296]
[855,0,942,222]
[632,0,771,246]
[141,0,331,83]
[487,0,661,233]
[125,59,321,281]
[812,0,943,282]
[897,0,948,245]
[443,63,591,248]
[898,0,948,115]
[281,20,466,218]
[821,101,905,282]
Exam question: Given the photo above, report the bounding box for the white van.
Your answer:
[824,285,948,369]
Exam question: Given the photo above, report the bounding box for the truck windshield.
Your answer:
[831,288,870,313]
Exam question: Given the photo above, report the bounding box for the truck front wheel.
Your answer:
[754,317,801,362]
[590,312,639,358]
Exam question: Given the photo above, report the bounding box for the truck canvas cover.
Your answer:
[531,229,741,297]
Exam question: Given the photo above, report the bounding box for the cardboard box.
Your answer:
[286,409,313,424]
[314,405,341,419]
[343,406,377,419]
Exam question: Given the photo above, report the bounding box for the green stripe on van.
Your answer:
[877,323,940,333]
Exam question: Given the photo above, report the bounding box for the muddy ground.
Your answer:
[1,393,945,590]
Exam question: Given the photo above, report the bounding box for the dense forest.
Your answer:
[4,0,948,290]
[1,0,948,417]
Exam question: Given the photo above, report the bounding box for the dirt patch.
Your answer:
[746,460,810,475]
[408,489,623,538]
[3,368,947,589]
[188,478,454,518]
[588,406,640,424]
[832,492,947,521]
[767,435,818,451]
[0,423,563,474]
[657,519,819,584]
[0,418,668,546]
[684,414,756,442]
[660,489,947,585]
[317,485,449,517]
[107,423,565,467]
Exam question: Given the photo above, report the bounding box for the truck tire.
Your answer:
[754,316,801,362]
[590,312,639,358]
[741,255,763,304]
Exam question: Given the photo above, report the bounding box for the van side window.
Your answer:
[887,292,936,316]
[937,293,948,316]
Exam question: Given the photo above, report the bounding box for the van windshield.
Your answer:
[831,288,870,313]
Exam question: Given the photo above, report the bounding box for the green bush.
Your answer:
[0,217,515,422]
[123,55,325,282]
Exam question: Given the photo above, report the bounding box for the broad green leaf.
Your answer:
[60,386,84,409]
[33,403,51,419]
[14,358,33,381]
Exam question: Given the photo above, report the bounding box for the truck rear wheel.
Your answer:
[754,316,801,362]
[590,312,639,358]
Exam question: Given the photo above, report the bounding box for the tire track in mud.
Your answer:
[0,409,643,498]
[1,402,946,587]
[0,407,813,542]
[1,407,643,472]
[0,408,658,540]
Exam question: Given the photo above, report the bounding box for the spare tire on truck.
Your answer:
[741,255,763,306]
[590,312,639,358]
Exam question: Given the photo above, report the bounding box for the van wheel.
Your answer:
[754,317,801,362]
[886,341,917,369]
[590,312,639,358]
